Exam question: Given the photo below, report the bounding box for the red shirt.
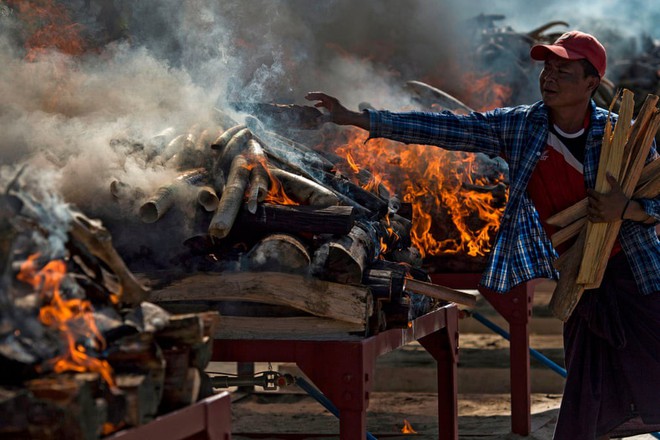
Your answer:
[527,121,621,257]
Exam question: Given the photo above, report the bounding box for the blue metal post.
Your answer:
[295,376,379,440]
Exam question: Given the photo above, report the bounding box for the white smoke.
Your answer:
[0,0,657,262]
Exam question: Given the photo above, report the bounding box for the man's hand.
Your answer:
[586,173,628,222]
[305,92,370,130]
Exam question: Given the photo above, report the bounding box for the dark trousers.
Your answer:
[553,252,660,439]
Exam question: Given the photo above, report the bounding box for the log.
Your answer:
[146,271,372,325]
[313,222,379,284]
[213,316,367,340]
[159,347,199,411]
[69,211,149,306]
[208,154,250,239]
[0,384,108,440]
[115,373,159,427]
[236,203,355,236]
[245,233,311,274]
[403,278,478,307]
[155,313,204,347]
[25,374,105,440]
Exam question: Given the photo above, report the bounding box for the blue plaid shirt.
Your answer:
[367,100,660,294]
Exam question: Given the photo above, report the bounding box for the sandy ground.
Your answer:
[228,390,657,439]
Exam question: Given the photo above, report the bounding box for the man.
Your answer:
[306,31,660,439]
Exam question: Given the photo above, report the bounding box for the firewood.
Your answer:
[159,346,196,411]
[246,139,270,214]
[139,169,207,223]
[245,233,311,274]
[546,198,589,228]
[363,268,405,300]
[579,92,660,286]
[69,211,149,306]
[115,373,159,427]
[267,167,340,207]
[190,336,213,370]
[123,302,171,334]
[0,385,104,440]
[236,203,355,235]
[582,109,660,288]
[25,374,105,440]
[146,271,372,325]
[546,158,659,228]
[208,154,250,239]
[155,313,204,347]
[313,222,378,284]
[316,169,389,216]
[551,216,587,248]
[549,230,587,321]
[403,278,477,307]
[578,91,634,282]
[634,171,660,198]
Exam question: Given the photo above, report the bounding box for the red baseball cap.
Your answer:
[530,30,607,77]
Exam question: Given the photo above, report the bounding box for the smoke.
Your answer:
[0,0,657,263]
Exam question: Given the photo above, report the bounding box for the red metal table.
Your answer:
[212,304,459,440]
[430,273,537,436]
[108,391,232,440]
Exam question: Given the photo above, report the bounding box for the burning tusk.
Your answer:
[197,186,219,212]
[405,80,475,113]
[246,139,270,214]
[139,169,208,223]
[209,154,250,239]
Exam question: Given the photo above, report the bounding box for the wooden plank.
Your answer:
[213,316,366,340]
[146,271,372,325]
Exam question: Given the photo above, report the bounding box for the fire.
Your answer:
[402,419,417,434]
[17,253,116,387]
[333,130,507,258]
[8,0,87,61]
[463,72,512,111]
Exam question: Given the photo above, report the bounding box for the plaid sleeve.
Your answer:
[367,109,505,157]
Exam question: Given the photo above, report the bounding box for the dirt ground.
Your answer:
[229,390,562,439]
[228,390,657,439]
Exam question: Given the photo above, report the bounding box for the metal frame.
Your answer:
[430,273,536,436]
[108,391,232,440]
[212,304,460,440]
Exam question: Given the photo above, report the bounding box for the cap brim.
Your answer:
[530,44,573,61]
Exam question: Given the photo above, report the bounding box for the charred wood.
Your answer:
[236,203,354,236]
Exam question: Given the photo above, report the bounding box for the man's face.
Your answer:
[539,54,598,109]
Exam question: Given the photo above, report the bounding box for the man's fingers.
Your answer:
[606,173,623,191]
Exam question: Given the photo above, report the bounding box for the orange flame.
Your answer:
[8,0,88,61]
[402,419,417,434]
[333,130,507,258]
[17,254,116,387]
